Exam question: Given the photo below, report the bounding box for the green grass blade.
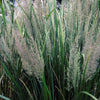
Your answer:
[83,51,91,80]
[45,8,55,20]
[20,79,34,100]
[0,95,11,100]
[0,2,6,28]
[16,18,22,35]
[2,63,21,92]
[80,91,98,100]
[42,73,52,100]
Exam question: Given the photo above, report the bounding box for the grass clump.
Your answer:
[0,0,100,100]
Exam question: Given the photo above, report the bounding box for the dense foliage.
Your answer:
[0,0,100,100]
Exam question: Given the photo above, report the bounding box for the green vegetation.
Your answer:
[0,0,100,100]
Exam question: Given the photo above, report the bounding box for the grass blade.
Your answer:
[0,95,11,100]
[80,91,98,100]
